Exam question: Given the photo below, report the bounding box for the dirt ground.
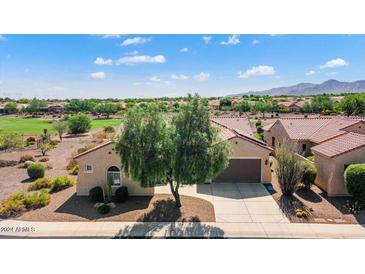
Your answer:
[270,169,365,224]
[0,130,97,200]
[17,186,215,222]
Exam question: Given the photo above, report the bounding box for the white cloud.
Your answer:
[327,71,338,75]
[221,34,240,45]
[116,55,166,65]
[171,74,188,80]
[320,58,348,69]
[124,50,139,56]
[252,39,260,45]
[133,82,141,86]
[202,36,212,44]
[100,34,121,39]
[94,57,113,65]
[238,65,275,78]
[0,35,7,41]
[90,71,106,80]
[120,37,151,46]
[306,70,317,76]
[149,76,161,82]
[180,47,188,52]
[194,72,210,82]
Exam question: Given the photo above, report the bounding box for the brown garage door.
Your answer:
[213,158,261,183]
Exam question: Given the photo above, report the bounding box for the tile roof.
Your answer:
[312,132,365,158]
[276,117,362,143]
[73,141,113,159]
[211,116,253,137]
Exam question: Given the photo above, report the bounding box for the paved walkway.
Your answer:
[1,219,365,238]
[155,183,289,224]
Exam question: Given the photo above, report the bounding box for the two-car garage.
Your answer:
[213,158,262,183]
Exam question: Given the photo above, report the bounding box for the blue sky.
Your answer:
[0,34,365,99]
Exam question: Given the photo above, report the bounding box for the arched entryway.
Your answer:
[106,166,121,186]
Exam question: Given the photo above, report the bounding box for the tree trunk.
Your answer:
[168,180,181,208]
[59,134,63,141]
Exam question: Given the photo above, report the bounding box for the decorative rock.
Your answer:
[24,160,35,168]
[107,202,116,209]
[94,202,104,208]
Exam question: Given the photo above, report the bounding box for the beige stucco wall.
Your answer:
[314,146,365,196]
[75,143,155,196]
[263,122,315,157]
[228,136,272,183]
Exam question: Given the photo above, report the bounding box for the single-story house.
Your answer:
[263,117,365,196]
[48,104,64,113]
[209,99,220,110]
[263,117,365,157]
[74,116,273,196]
[311,132,365,196]
[278,101,304,113]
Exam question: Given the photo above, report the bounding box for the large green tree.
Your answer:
[94,102,120,118]
[340,94,365,117]
[115,95,231,207]
[310,94,334,113]
[67,114,92,135]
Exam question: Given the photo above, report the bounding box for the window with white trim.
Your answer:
[107,166,121,186]
[84,164,93,173]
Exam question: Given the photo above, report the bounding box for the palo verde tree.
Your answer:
[115,94,231,207]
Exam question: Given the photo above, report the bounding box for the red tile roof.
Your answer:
[274,117,363,143]
[211,116,253,137]
[312,132,365,158]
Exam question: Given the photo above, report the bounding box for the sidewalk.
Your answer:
[1,219,365,238]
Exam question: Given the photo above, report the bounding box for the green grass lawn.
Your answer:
[0,117,122,135]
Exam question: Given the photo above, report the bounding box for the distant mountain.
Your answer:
[227,79,365,97]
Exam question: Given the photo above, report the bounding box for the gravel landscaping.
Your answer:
[0,131,93,200]
[17,186,216,222]
[270,169,365,224]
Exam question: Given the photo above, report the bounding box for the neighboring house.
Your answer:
[263,117,365,196]
[278,101,304,113]
[74,116,273,196]
[0,104,5,115]
[48,104,64,113]
[311,133,365,196]
[209,99,220,110]
[230,98,242,108]
[263,117,365,156]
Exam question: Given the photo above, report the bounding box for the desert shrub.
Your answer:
[19,154,35,163]
[344,164,365,200]
[27,177,52,191]
[0,192,26,218]
[275,140,305,196]
[23,189,51,209]
[77,144,96,154]
[66,158,78,170]
[344,200,362,215]
[27,163,45,179]
[50,176,75,193]
[26,136,36,144]
[306,155,315,162]
[301,162,317,189]
[69,165,79,175]
[92,131,108,143]
[38,157,49,162]
[103,126,115,133]
[39,143,53,156]
[49,139,60,146]
[89,186,104,202]
[115,186,129,203]
[68,114,92,135]
[0,133,23,150]
[97,204,110,214]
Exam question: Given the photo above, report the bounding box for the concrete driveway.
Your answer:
[155,182,289,224]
